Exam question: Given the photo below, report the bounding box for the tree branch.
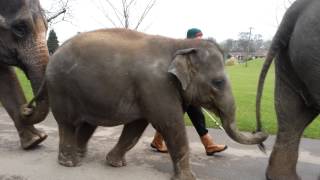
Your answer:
[93,0,156,31]
[47,8,66,23]
[104,0,124,27]
[45,0,73,26]
[134,0,156,30]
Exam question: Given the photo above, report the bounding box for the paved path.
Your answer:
[0,107,319,180]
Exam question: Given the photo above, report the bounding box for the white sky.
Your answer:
[41,0,293,43]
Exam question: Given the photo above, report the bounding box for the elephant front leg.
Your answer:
[267,76,318,180]
[19,126,47,149]
[58,122,80,167]
[153,119,195,180]
[0,66,47,149]
[106,120,149,167]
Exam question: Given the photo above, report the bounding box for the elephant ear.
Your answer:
[168,48,198,90]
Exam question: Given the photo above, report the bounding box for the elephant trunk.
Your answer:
[20,43,49,125]
[211,88,268,145]
[220,109,268,145]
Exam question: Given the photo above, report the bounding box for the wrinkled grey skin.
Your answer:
[0,0,49,149]
[47,28,267,180]
[256,0,320,179]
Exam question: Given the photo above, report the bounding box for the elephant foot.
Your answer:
[266,170,301,180]
[77,147,87,158]
[58,151,81,167]
[106,152,127,167]
[171,170,196,180]
[19,126,47,149]
[30,127,47,139]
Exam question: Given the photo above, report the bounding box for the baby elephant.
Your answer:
[46,28,267,180]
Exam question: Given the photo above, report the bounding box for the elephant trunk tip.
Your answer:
[251,131,268,143]
[252,129,268,153]
[225,125,268,146]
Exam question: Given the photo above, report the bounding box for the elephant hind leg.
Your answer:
[0,66,47,149]
[76,122,97,157]
[49,87,81,166]
[57,122,80,167]
[267,74,318,180]
[106,119,148,167]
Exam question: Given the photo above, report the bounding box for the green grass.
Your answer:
[16,68,34,101]
[15,60,320,138]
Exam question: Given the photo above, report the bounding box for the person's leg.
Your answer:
[151,131,168,153]
[187,106,227,155]
[186,106,208,136]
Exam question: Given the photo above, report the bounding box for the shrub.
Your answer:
[225,58,238,66]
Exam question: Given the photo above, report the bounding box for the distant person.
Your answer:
[150,28,228,155]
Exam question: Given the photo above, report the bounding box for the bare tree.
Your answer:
[93,0,156,30]
[220,39,234,53]
[237,32,251,52]
[276,0,296,25]
[252,34,263,51]
[44,0,73,26]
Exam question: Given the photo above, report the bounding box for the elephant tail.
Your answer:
[256,0,313,132]
[255,51,275,132]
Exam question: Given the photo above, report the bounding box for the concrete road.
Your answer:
[0,107,319,180]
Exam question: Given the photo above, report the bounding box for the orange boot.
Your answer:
[150,131,168,153]
[200,133,227,156]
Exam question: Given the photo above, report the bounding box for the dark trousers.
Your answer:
[186,105,208,137]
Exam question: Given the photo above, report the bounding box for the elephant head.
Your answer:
[0,0,49,125]
[169,40,268,145]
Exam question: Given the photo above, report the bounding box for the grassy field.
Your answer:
[15,60,320,139]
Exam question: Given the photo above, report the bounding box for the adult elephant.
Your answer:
[256,0,320,179]
[0,0,49,149]
[46,28,267,180]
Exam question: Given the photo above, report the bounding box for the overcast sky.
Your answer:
[41,0,293,43]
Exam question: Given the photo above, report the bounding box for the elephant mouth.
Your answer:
[202,101,222,118]
[211,106,223,119]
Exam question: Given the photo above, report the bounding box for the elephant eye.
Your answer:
[211,79,225,88]
[11,20,30,38]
